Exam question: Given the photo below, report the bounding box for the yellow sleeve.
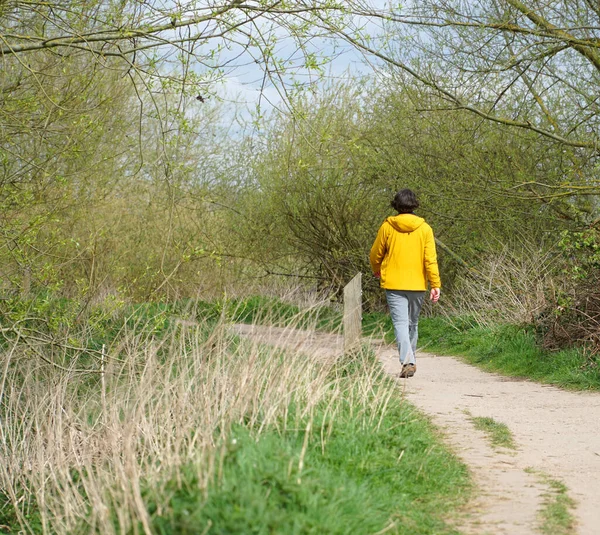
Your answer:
[369,223,388,273]
[424,226,441,288]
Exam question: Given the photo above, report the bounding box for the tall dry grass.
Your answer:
[448,243,557,326]
[0,313,391,534]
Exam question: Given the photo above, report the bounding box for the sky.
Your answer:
[204,2,391,125]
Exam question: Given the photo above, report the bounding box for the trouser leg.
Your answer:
[386,290,425,365]
[408,291,426,359]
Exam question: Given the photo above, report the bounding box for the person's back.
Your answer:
[370,189,441,378]
[370,213,440,291]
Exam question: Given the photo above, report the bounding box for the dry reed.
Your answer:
[0,313,392,534]
[449,244,555,326]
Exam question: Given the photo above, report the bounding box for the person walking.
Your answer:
[369,189,441,378]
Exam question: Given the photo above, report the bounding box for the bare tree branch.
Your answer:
[332,26,598,150]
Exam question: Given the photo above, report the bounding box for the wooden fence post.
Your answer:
[343,272,362,352]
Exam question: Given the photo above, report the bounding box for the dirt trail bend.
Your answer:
[232,323,600,535]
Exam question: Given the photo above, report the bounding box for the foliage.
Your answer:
[0,39,235,301]
[363,89,562,288]
[370,0,600,152]
[1,0,362,89]
[0,52,134,293]
[334,0,600,235]
[536,228,600,352]
[0,1,389,303]
[558,228,600,280]
[0,297,470,535]
[3,0,597,309]
[2,0,600,314]
[236,80,564,304]
[232,81,385,300]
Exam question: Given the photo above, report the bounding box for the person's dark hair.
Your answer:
[391,189,419,213]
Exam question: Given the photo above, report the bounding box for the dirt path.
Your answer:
[232,324,600,535]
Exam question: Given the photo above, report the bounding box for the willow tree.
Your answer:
[5,0,600,298]
[0,0,375,296]
[336,0,600,221]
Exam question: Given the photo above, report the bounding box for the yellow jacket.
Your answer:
[369,214,441,290]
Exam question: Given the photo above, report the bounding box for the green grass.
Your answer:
[526,469,576,535]
[223,295,343,332]
[418,316,600,390]
[143,393,470,535]
[0,489,43,535]
[1,298,471,535]
[468,415,516,450]
[7,292,600,391]
[207,295,600,390]
[138,347,471,534]
[0,404,470,535]
[363,311,395,341]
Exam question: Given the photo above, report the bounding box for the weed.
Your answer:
[526,469,576,535]
[468,415,516,450]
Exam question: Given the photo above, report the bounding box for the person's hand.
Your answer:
[430,288,440,303]
[374,272,381,279]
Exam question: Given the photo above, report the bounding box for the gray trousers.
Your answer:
[385,290,426,365]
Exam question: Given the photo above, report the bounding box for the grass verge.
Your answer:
[144,396,470,535]
[418,316,600,391]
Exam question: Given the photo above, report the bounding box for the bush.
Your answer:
[537,229,600,356]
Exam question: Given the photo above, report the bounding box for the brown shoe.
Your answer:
[399,363,416,378]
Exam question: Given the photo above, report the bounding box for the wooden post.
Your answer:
[343,272,362,352]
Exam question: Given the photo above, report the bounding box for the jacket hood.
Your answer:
[386,214,425,233]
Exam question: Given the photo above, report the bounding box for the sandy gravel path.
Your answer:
[377,346,600,535]
[232,323,600,535]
